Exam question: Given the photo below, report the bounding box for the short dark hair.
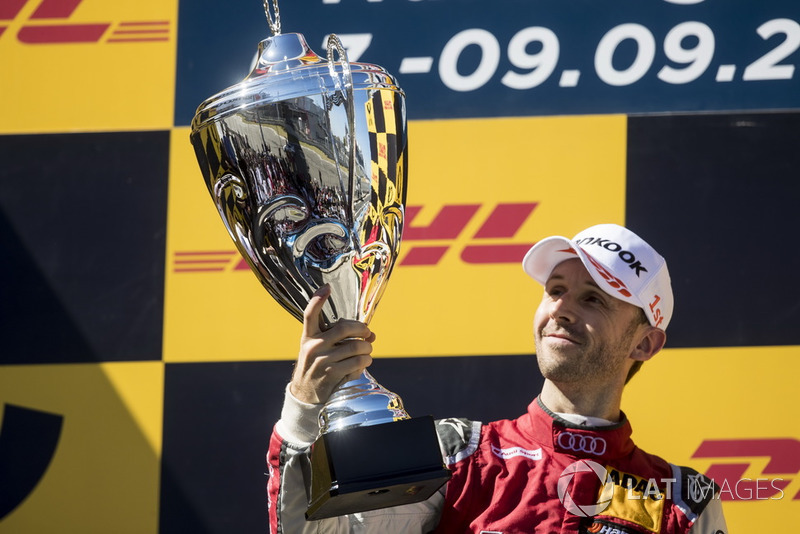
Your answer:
[624,307,650,384]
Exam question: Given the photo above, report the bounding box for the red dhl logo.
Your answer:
[693,438,800,501]
[173,202,538,273]
[0,0,170,44]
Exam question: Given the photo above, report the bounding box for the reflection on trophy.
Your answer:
[189,0,450,520]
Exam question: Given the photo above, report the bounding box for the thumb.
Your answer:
[302,284,331,337]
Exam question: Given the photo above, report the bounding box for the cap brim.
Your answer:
[522,236,579,285]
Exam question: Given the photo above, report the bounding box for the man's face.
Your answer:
[533,258,645,386]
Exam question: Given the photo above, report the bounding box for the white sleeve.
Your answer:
[687,497,728,534]
[274,383,322,445]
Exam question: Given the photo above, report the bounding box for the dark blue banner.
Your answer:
[175,0,800,124]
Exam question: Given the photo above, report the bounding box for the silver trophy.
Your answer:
[190,0,449,520]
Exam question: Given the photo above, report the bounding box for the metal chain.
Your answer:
[263,0,281,35]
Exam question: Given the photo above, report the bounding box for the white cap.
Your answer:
[522,224,673,330]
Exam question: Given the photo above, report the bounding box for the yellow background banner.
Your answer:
[623,346,800,532]
[2,1,798,532]
[0,363,163,532]
[163,114,627,362]
[0,0,177,134]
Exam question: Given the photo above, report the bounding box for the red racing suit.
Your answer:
[267,391,727,534]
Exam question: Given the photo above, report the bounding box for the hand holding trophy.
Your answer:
[189,0,450,520]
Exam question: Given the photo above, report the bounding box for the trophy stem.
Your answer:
[319,370,410,434]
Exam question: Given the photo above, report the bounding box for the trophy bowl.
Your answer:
[189,6,449,520]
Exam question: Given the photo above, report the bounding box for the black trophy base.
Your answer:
[306,415,451,521]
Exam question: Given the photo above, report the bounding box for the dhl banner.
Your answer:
[2,0,799,532]
[0,0,177,133]
[164,115,626,361]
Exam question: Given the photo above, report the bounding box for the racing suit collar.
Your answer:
[523,396,636,462]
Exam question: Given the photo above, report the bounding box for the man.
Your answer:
[267,223,727,533]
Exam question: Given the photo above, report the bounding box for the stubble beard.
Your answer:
[534,321,640,385]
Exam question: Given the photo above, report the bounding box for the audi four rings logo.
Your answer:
[557,432,608,456]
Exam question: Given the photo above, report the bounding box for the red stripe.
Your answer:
[107,37,168,43]
[112,28,168,35]
[583,253,632,298]
[0,26,6,37]
[174,251,235,256]
[267,428,286,534]
[174,268,225,273]
[174,259,230,265]
[0,0,28,20]
[118,20,170,26]
[18,24,108,43]
[31,0,82,19]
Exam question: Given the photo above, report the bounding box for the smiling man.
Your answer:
[527,224,670,424]
[267,224,728,533]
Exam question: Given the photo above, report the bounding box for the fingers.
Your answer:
[294,286,377,404]
[290,353,373,405]
[314,336,374,364]
[309,340,374,376]
[291,336,374,404]
[300,322,374,370]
